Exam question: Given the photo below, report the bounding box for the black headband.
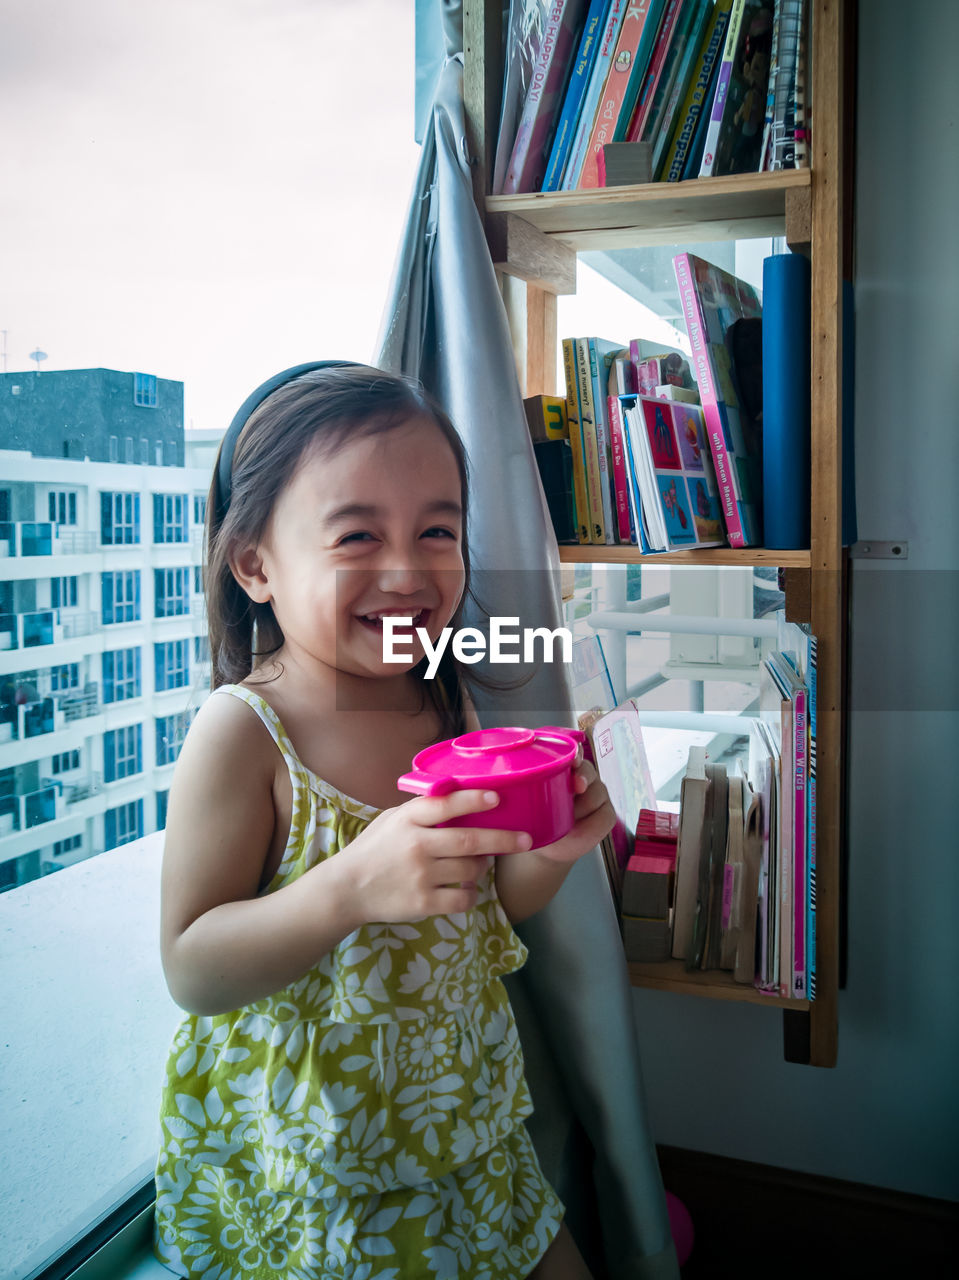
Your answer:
[214,359,362,520]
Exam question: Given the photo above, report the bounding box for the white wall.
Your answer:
[631,0,959,1201]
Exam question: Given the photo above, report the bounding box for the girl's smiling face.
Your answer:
[235,414,466,684]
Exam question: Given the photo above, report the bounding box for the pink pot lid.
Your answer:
[407,725,582,785]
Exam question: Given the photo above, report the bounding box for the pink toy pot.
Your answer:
[397,725,585,850]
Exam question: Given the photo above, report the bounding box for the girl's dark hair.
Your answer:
[204,363,473,736]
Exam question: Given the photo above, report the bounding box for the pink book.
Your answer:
[672,251,763,547]
[606,393,634,542]
[789,683,808,999]
[579,0,661,189]
[501,0,589,194]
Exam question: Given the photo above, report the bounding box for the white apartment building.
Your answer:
[0,370,222,891]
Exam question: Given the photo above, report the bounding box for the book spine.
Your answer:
[806,634,817,1000]
[562,337,593,543]
[758,0,783,170]
[624,0,683,143]
[651,0,715,178]
[638,0,703,155]
[619,395,652,552]
[502,0,589,194]
[673,253,745,545]
[576,338,608,542]
[588,340,618,541]
[791,685,807,998]
[697,0,747,176]
[578,0,659,190]
[606,393,634,541]
[543,0,611,191]
[562,0,627,189]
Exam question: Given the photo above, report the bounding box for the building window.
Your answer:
[49,663,80,691]
[48,491,78,525]
[155,639,189,692]
[193,494,207,527]
[51,576,78,609]
[193,565,204,595]
[156,711,192,768]
[109,435,119,463]
[51,750,81,774]
[154,567,189,618]
[102,647,141,702]
[101,570,141,625]
[156,790,169,828]
[104,799,143,850]
[153,493,188,544]
[133,372,158,408]
[140,437,150,464]
[100,491,140,546]
[155,441,164,466]
[124,437,134,464]
[53,834,83,856]
[104,723,143,783]
[193,635,210,668]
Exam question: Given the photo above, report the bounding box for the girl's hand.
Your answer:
[337,789,531,925]
[531,755,615,865]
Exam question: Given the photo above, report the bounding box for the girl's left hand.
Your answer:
[533,753,615,865]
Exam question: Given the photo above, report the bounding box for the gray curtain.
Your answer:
[375,39,678,1280]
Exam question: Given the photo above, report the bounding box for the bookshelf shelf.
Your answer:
[464,0,848,1066]
[486,169,811,251]
[558,546,811,568]
[627,961,810,1011]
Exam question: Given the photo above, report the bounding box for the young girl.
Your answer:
[154,361,614,1280]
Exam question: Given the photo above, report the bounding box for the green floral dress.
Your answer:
[154,686,562,1280]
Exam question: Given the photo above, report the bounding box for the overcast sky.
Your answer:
[1,0,420,430]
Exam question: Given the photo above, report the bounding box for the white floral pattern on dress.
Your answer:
[155,686,562,1279]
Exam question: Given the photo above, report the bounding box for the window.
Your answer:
[124,436,134,464]
[53,834,83,855]
[48,490,77,525]
[49,663,80,691]
[154,638,189,692]
[156,711,192,767]
[193,494,207,527]
[154,566,189,618]
[153,493,188,544]
[102,647,142,702]
[109,434,119,462]
[104,723,143,783]
[193,564,204,594]
[104,799,144,849]
[100,491,141,545]
[52,750,81,774]
[133,371,158,408]
[101,570,141,625]
[155,440,164,466]
[140,437,150,464]
[156,789,169,828]
[193,634,210,667]
[51,576,78,608]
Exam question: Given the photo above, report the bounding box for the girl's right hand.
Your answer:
[337,790,529,925]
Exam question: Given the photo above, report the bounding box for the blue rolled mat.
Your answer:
[762,253,811,549]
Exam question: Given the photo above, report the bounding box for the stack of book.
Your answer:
[587,614,816,998]
[494,0,811,195]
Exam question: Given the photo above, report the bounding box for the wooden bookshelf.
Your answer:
[464,1,849,1067]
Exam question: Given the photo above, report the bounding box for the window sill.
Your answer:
[1,831,179,1280]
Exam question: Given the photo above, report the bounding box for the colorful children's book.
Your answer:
[623,0,687,145]
[492,0,553,194]
[543,0,612,190]
[649,0,715,178]
[630,347,693,395]
[680,38,723,177]
[577,0,666,189]
[561,0,627,189]
[501,0,591,193]
[592,698,658,878]
[621,394,725,551]
[672,252,764,546]
[698,0,774,177]
[659,0,734,181]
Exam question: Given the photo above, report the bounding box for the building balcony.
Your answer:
[0,783,61,837]
[0,608,98,652]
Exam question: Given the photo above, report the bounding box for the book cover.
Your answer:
[622,394,725,550]
[617,395,653,553]
[719,772,745,970]
[624,0,685,144]
[649,0,714,178]
[761,655,795,998]
[736,776,763,984]
[575,337,609,542]
[502,0,591,194]
[533,440,578,542]
[671,744,708,961]
[592,698,659,877]
[492,0,553,195]
[762,251,811,548]
[561,0,628,189]
[695,761,729,971]
[630,347,692,394]
[578,0,665,189]
[805,632,817,999]
[767,649,808,998]
[660,0,734,182]
[672,251,764,546]
[607,391,636,542]
[750,717,780,993]
[680,39,723,177]
[561,336,593,543]
[524,393,570,443]
[698,0,774,177]
[543,0,612,191]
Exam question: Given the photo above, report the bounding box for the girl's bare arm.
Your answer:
[160,696,528,1015]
